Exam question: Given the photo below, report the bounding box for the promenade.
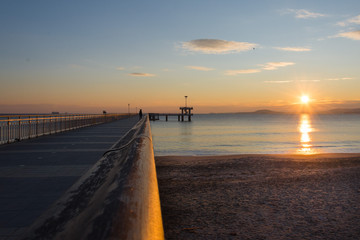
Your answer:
[0,116,139,240]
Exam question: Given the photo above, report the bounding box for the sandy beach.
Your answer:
[156,154,360,240]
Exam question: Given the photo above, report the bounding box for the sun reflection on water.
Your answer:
[297,114,317,154]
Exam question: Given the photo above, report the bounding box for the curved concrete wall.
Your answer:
[22,115,164,240]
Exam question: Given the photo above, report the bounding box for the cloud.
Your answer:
[297,77,352,82]
[181,39,257,54]
[264,80,292,83]
[299,79,321,82]
[128,73,155,77]
[337,15,360,26]
[275,47,311,52]
[225,61,295,76]
[285,9,326,19]
[326,77,353,81]
[262,62,295,70]
[225,69,261,76]
[116,67,125,70]
[337,30,360,40]
[186,66,215,71]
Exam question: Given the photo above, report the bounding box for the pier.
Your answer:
[0,115,164,240]
[149,107,193,122]
[149,96,194,122]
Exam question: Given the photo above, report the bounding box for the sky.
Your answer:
[1,0,360,113]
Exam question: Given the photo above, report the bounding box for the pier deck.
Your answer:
[0,116,139,240]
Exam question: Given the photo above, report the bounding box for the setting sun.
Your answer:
[301,95,310,104]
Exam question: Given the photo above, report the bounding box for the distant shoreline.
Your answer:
[206,108,360,115]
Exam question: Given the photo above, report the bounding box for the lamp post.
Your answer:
[185,96,188,107]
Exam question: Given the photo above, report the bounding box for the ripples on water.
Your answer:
[150,113,360,156]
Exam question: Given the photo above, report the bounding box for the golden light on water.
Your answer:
[297,114,317,154]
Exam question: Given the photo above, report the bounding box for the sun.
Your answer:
[301,95,310,104]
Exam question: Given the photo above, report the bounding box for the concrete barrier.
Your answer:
[22,115,164,240]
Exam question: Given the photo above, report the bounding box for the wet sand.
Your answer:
[156,154,360,240]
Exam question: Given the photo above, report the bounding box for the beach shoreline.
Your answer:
[156,153,360,239]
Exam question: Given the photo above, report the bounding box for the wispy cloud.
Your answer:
[181,39,257,54]
[186,66,215,71]
[275,47,311,52]
[264,81,292,84]
[225,61,295,76]
[336,30,360,40]
[262,62,295,70]
[128,73,155,77]
[298,77,352,82]
[284,9,326,19]
[225,69,261,76]
[337,15,360,26]
[116,67,125,70]
[326,77,353,81]
[261,77,352,84]
[299,79,321,82]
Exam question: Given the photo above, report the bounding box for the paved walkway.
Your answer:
[0,116,139,240]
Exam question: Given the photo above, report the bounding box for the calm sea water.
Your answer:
[150,113,360,156]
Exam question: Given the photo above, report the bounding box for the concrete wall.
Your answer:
[22,115,164,240]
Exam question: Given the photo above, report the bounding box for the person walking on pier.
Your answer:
[139,109,143,119]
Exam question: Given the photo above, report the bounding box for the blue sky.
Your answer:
[1,0,360,113]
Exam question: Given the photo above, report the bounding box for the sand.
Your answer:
[156,154,360,240]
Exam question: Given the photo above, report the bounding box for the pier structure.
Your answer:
[149,96,194,122]
[149,107,193,122]
[0,116,164,239]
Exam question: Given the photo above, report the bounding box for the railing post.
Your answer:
[18,116,21,141]
[7,117,10,144]
[54,117,57,133]
[59,115,62,132]
[36,116,39,138]
[28,116,31,139]
[43,117,45,136]
[49,117,52,135]
[65,115,67,130]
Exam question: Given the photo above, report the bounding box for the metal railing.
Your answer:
[0,114,133,145]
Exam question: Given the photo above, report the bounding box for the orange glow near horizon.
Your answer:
[297,114,317,155]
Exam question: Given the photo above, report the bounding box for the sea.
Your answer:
[150,113,360,156]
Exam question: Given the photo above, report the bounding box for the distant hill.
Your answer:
[320,108,360,114]
[253,109,284,114]
[223,108,360,115]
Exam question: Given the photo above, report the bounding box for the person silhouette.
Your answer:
[139,109,143,119]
